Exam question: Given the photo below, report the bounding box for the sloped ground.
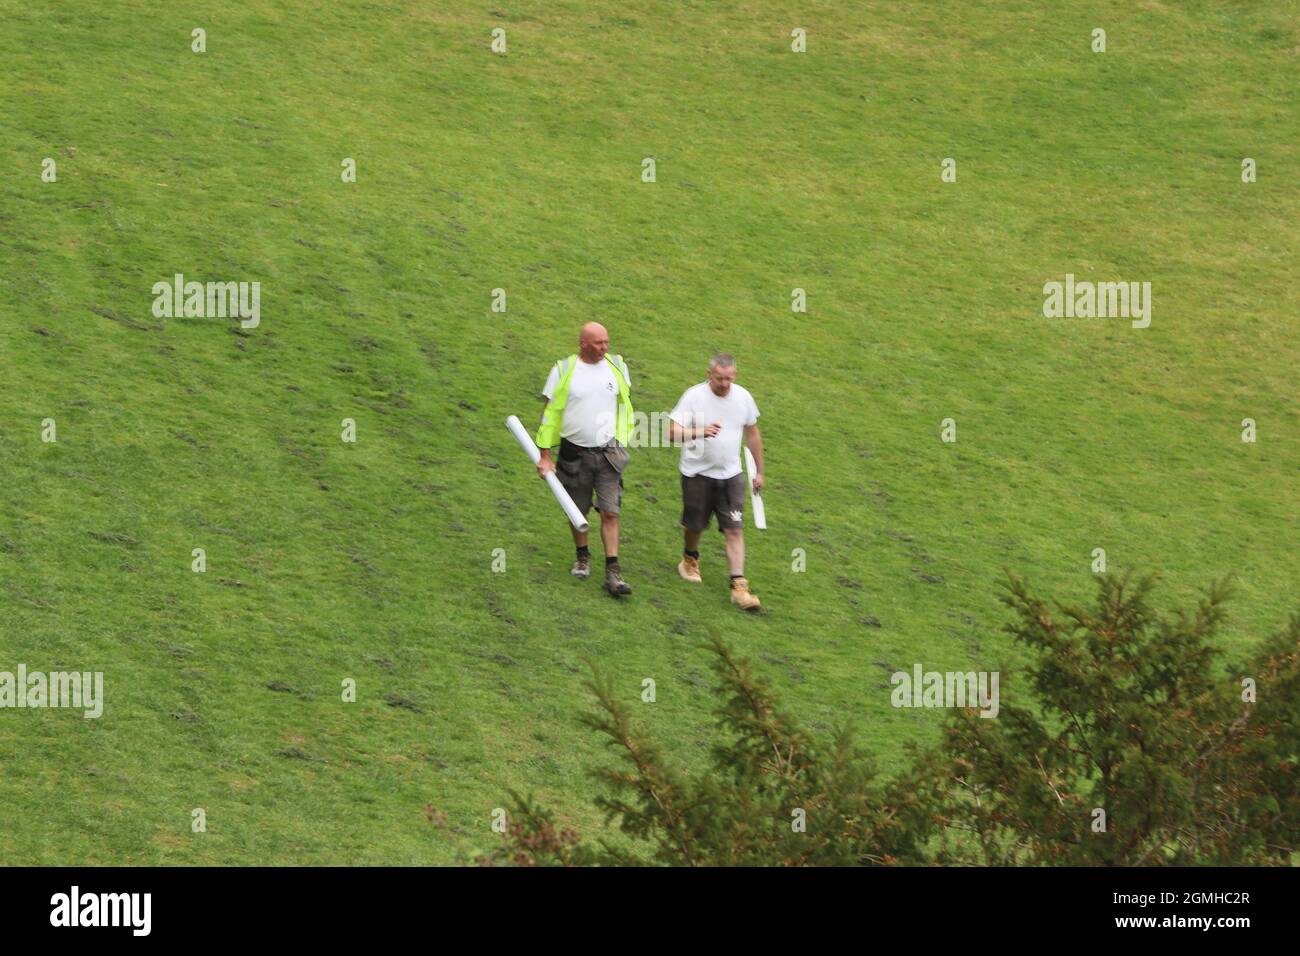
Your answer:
[0,1,1296,863]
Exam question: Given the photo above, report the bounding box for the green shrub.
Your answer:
[447,574,1298,866]
[906,574,1299,865]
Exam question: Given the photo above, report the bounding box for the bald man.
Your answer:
[535,323,635,597]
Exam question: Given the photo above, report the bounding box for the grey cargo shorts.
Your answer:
[556,439,626,515]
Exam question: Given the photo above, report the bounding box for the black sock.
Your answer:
[576,546,590,559]
[606,556,619,567]
[730,574,743,581]
[685,549,700,559]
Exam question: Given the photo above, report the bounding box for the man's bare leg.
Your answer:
[723,527,745,576]
[598,511,618,557]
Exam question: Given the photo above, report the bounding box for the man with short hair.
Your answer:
[668,353,764,611]
[536,322,634,597]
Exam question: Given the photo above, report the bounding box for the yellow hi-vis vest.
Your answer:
[536,353,634,449]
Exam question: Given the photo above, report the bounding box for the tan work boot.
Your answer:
[571,555,591,579]
[729,576,761,611]
[678,554,702,583]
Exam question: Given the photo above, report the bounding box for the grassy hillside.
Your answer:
[1,1,1296,864]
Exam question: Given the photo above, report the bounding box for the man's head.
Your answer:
[578,322,610,363]
[706,352,737,397]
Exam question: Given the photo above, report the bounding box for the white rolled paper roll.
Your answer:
[505,415,590,532]
[744,447,766,530]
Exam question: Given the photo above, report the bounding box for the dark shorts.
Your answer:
[556,439,624,516]
[680,473,745,532]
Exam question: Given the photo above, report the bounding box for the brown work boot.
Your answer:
[729,576,761,611]
[603,563,632,597]
[571,555,590,579]
[677,554,702,583]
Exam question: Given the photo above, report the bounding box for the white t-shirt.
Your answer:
[670,382,759,479]
[542,357,628,448]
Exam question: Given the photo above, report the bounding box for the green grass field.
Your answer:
[1,1,1297,865]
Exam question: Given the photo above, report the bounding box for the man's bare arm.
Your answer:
[669,420,721,442]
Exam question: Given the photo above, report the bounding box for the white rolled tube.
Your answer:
[505,415,589,532]
[744,447,766,529]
